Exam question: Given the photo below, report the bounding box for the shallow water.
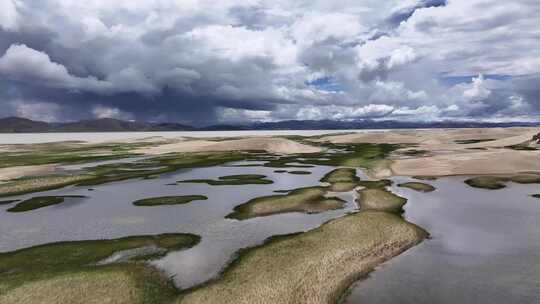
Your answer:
[345,177,540,303]
[0,161,358,288]
[2,153,540,300]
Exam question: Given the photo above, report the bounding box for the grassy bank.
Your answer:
[357,188,407,213]
[0,263,178,304]
[226,186,345,220]
[0,175,92,198]
[0,233,200,303]
[179,211,427,304]
[320,168,359,192]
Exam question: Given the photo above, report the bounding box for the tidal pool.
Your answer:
[345,176,540,303]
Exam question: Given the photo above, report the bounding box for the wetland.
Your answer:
[1,128,540,303]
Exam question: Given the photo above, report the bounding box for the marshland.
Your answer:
[1,128,540,303]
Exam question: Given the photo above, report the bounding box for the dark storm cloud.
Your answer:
[0,0,539,124]
[387,0,447,27]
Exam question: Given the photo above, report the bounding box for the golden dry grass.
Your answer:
[0,269,142,304]
[0,175,91,197]
[179,211,427,304]
[356,188,407,213]
[226,187,345,220]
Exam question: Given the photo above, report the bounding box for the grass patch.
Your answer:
[178,174,273,186]
[287,170,311,175]
[0,264,179,304]
[226,186,345,220]
[412,176,437,181]
[0,140,163,169]
[465,174,540,190]
[133,195,208,206]
[0,174,92,198]
[179,211,427,304]
[0,234,200,276]
[454,139,495,144]
[0,233,200,304]
[357,188,407,213]
[7,195,87,212]
[505,144,539,151]
[357,179,393,189]
[398,182,436,192]
[320,168,359,192]
[1,151,257,197]
[260,143,401,169]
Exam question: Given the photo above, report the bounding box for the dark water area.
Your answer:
[345,177,540,304]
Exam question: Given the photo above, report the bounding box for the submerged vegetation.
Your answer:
[179,211,427,304]
[177,174,273,186]
[398,182,436,192]
[465,174,540,190]
[0,233,200,304]
[133,195,208,206]
[226,186,345,220]
[7,195,87,212]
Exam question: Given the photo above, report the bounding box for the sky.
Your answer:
[0,0,539,126]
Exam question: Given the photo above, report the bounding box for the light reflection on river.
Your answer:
[0,161,358,288]
[344,177,540,304]
[2,156,540,300]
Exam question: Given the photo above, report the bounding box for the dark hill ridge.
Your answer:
[0,116,538,133]
[0,117,52,133]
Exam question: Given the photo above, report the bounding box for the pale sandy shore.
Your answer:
[319,127,540,177]
[136,137,322,155]
[0,165,57,182]
[179,211,427,304]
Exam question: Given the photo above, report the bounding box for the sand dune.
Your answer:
[319,127,540,177]
[137,137,322,155]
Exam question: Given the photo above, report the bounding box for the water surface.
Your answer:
[0,161,357,288]
[345,177,540,303]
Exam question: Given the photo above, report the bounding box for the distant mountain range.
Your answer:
[0,116,538,133]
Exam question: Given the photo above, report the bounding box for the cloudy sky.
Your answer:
[0,0,539,125]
